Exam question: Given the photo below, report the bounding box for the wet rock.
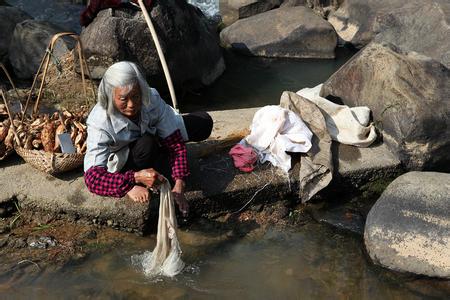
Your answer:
[220,6,337,58]
[365,172,450,278]
[312,206,364,235]
[9,20,73,79]
[321,41,450,171]
[280,0,306,8]
[0,6,31,64]
[223,0,283,26]
[328,0,449,49]
[80,1,225,90]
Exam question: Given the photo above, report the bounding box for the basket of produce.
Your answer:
[3,32,95,174]
[14,109,88,175]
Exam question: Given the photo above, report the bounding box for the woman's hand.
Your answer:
[134,168,165,189]
[127,185,150,203]
[172,179,189,217]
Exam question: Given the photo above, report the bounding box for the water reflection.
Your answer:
[180,47,356,112]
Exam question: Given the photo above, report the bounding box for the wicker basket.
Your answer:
[15,146,84,175]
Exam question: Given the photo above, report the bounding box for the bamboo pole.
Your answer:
[137,0,179,112]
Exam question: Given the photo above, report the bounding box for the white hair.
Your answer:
[97,61,150,115]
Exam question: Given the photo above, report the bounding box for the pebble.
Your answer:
[28,236,57,249]
[0,208,7,218]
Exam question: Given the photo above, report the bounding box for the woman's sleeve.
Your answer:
[160,129,190,181]
[84,166,135,198]
[83,125,135,197]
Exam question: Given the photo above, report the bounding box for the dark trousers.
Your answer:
[122,111,213,180]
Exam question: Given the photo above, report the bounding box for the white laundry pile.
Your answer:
[245,105,313,173]
[296,84,377,147]
[131,180,184,278]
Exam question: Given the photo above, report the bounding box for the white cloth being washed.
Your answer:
[131,180,184,278]
[297,84,377,147]
[245,105,313,173]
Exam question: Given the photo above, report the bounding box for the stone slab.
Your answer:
[0,108,402,233]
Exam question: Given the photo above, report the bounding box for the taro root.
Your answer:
[41,118,56,152]
[0,120,10,142]
[4,128,14,149]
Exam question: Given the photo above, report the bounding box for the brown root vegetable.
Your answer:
[70,125,78,143]
[41,119,56,152]
[24,135,33,149]
[4,128,14,149]
[73,120,86,132]
[32,139,42,149]
[74,131,85,146]
[79,141,87,154]
[0,120,10,142]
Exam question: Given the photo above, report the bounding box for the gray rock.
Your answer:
[328,0,449,49]
[321,42,450,171]
[373,1,450,69]
[220,6,337,58]
[0,7,31,64]
[281,0,306,7]
[81,1,225,91]
[364,172,450,278]
[9,20,73,79]
[222,0,283,26]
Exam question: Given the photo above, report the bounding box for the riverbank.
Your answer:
[0,107,402,235]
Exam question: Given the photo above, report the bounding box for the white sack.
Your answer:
[297,84,377,147]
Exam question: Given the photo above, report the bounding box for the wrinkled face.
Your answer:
[113,83,142,118]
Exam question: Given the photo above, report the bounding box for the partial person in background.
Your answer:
[83,61,213,216]
[80,0,153,27]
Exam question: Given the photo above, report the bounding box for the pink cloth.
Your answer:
[229,144,258,172]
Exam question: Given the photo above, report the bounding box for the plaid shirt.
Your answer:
[84,129,189,197]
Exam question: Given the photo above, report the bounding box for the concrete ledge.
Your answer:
[0,108,403,234]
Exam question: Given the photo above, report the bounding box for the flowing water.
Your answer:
[1,222,443,299]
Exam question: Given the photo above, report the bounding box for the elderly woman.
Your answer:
[84,61,212,215]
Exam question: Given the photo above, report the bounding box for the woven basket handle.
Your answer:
[22,32,96,120]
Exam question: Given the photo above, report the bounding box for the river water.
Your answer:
[2,222,439,299]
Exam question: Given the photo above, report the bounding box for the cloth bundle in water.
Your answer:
[132,180,184,277]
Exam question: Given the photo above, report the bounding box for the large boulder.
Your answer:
[365,172,450,278]
[220,6,337,58]
[80,1,225,91]
[321,42,450,171]
[373,1,450,69]
[0,7,31,64]
[9,20,73,79]
[328,0,449,49]
[221,0,283,26]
